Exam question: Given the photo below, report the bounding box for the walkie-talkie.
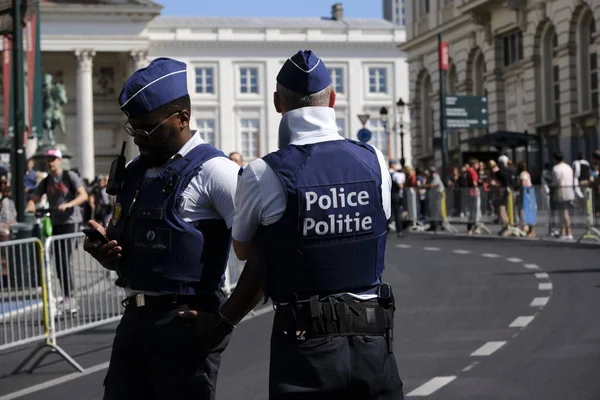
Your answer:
[106,141,127,196]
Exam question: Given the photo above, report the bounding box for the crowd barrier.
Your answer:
[1,233,246,374]
[397,184,600,243]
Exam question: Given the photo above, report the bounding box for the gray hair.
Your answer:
[276,83,332,110]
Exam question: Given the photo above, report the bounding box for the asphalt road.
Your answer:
[0,234,599,400]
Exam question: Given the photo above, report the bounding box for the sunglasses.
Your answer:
[122,111,181,137]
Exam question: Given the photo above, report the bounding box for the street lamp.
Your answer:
[379,107,390,160]
[396,98,406,167]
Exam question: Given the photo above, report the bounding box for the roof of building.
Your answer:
[149,16,398,30]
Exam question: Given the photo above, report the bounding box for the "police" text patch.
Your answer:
[298,181,376,238]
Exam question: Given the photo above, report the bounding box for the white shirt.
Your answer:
[391,171,406,186]
[126,132,240,296]
[232,107,391,301]
[551,162,575,202]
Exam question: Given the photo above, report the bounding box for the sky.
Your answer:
[158,0,383,19]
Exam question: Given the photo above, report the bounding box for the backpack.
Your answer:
[42,170,77,200]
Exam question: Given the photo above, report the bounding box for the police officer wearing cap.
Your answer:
[186,50,404,399]
[83,58,240,399]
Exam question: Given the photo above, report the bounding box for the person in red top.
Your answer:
[466,159,479,233]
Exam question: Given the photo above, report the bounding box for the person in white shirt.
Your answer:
[183,50,404,399]
[551,151,575,240]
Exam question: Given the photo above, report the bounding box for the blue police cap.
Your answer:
[119,57,188,118]
[276,50,332,95]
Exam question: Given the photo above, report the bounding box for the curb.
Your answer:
[407,230,600,249]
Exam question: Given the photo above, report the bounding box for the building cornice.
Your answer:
[42,36,150,52]
[40,2,161,22]
[147,27,406,46]
[149,40,402,51]
[399,14,472,52]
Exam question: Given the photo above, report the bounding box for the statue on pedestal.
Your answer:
[41,73,68,147]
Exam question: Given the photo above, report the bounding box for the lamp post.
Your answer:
[379,106,390,160]
[396,97,406,168]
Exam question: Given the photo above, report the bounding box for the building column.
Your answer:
[125,50,149,161]
[75,49,96,181]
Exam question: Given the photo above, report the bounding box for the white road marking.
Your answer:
[509,316,535,328]
[406,376,457,397]
[481,253,499,258]
[423,247,441,251]
[0,362,110,400]
[538,282,553,291]
[470,341,507,356]
[0,307,275,399]
[531,297,550,307]
[506,257,523,263]
[396,244,413,249]
[524,264,540,270]
[453,249,471,254]
[534,272,549,279]
[462,361,479,372]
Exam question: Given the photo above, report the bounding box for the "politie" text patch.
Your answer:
[298,181,376,238]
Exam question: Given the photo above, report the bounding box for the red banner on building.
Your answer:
[2,36,12,138]
[439,42,449,71]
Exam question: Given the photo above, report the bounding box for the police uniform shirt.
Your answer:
[232,106,391,300]
[124,131,240,297]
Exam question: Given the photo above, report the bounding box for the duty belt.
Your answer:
[272,285,395,345]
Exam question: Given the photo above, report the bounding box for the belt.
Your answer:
[122,293,206,308]
[273,294,394,339]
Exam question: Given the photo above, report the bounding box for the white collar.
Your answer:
[278,107,344,147]
[176,130,204,158]
[145,131,204,176]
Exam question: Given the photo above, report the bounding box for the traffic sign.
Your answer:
[444,96,488,130]
[357,114,370,127]
[357,128,372,143]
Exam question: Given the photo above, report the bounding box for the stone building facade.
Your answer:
[402,0,600,171]
[0,1,409,181]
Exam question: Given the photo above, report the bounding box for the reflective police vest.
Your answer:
[106,144,231,295]
[258,139,387,301]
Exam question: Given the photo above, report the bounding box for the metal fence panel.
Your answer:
[0,238,48,352]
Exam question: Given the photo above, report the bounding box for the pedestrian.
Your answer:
[228,151,244,167]
[82,57,240,399]
[180,50,403,399]
[389,160,405,237]
[26,148,89,315]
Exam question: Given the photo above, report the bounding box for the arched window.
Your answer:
[578,12,598,111]
[541,25,559,121]
[445,64,457,95]
[420,74,433,154]
[472,52,486,96]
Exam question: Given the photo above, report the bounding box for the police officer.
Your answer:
[183,50,404,399]
[83,58,240,399]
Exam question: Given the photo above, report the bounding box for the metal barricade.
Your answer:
[223,245,246,295]
[405,187,429,232]
[445,187,492,235]
[14,232,124,373]
[440,189,458,233]
[505,189,527,237]
[577,188,600,243]
[0,238,48,353]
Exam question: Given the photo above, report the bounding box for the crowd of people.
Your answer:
[387,150,600,240]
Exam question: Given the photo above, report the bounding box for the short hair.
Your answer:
[276,83,332,110]
[157,94,191,116]
[229,151,243,161]
[554,151,564,162]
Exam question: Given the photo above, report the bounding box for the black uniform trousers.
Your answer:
[269,328,404,399]
[103,290,230,400]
